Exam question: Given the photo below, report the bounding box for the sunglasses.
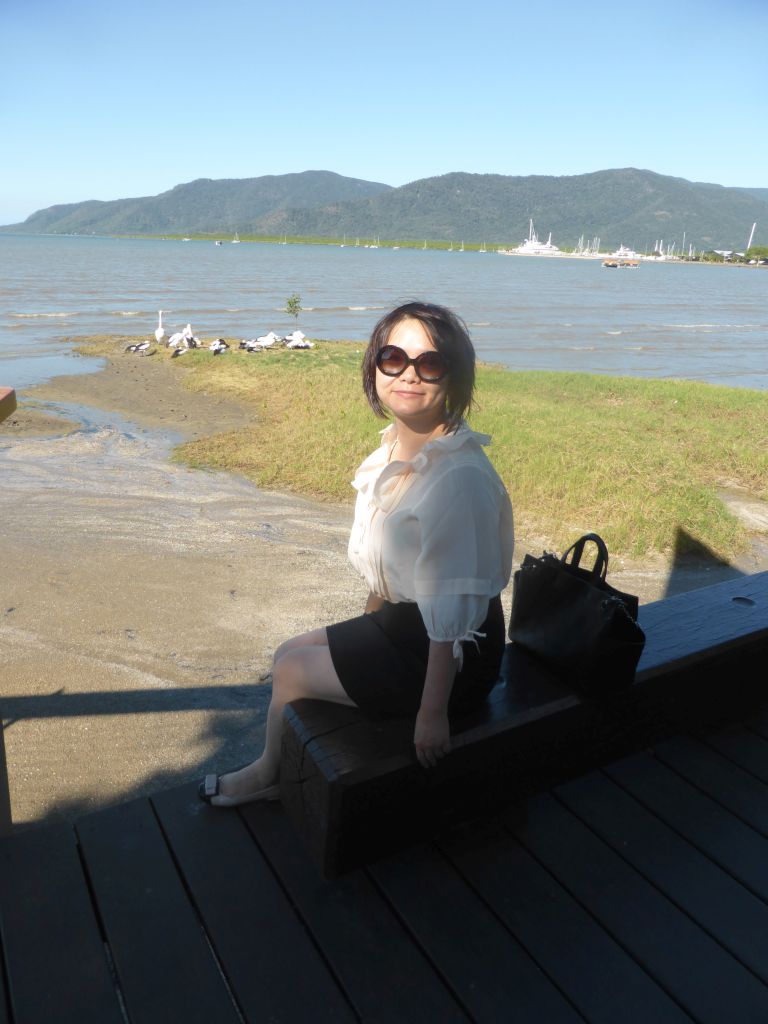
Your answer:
[375,345,448,383]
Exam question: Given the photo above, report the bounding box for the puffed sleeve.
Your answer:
[412,462,513,667]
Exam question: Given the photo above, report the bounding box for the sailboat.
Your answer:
[232,232,241,244]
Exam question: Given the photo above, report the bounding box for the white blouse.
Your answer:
[348,422,514,666]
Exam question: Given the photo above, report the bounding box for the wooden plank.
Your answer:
[695,722,768,783]
[605,752,768,902]
[555,770,768,984]
[76,798,240,1024]
[368,843,582,1024]
[511,792,768,1022]
[151,784,355,1023]
[0,824,122,1024]
[0,948,9,1024]
[654,735,768,837]
[440,819,690,1024]
[748,705,768,741]
[241,801,468,1024]
[636,571,768,680]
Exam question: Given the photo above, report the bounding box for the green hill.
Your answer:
[262,169,768,251]
[7,171,392,236]
[4,167,766,251]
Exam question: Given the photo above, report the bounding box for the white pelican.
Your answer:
[210,338,229,355]
[155,311,166,344]
[167,331,186,349]
[284,330,313,349]
[182,323,199,348]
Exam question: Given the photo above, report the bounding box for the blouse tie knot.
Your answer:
[452,629,487,671]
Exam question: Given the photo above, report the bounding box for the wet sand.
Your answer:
[2,350,767,830]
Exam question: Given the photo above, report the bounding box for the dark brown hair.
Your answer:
[361,301,475,432]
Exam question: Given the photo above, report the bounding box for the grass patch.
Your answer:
[75,336,768,559]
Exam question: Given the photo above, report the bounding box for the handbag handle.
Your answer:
[562,533,609,580]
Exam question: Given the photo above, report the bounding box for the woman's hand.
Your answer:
[364,591,385,614]
[414,707,451,768]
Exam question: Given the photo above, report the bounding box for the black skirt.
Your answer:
[326,595,505,718]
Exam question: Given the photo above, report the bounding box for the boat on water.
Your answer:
[231,233,241,244]
[500,220,561,256]
[603,244,640,268]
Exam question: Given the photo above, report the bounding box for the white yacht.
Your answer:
[501,220,561,256]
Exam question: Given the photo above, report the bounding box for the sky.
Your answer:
[2,0,767,225]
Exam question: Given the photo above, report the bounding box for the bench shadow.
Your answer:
[661,527,746,599]
[3,683,273,832]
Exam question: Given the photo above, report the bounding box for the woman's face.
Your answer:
[375,318,448,431]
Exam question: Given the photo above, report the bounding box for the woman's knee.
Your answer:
[273,628,328,665]
[272,650,308,702]
[271,644,346,705]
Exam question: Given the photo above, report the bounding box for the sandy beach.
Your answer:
[2,351,767,831]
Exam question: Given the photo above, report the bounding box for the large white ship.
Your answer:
[499,220,562,256]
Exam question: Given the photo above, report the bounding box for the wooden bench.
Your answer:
[0,386,16,424]
[280,572,768,877]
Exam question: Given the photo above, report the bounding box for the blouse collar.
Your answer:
[352,421,491,509]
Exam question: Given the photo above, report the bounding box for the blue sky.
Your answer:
[2,0,766,224]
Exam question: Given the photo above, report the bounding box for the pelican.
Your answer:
[240,338,264,352]
[210,338,229,355]
[182,323,199,348]
[155,311,166,345]
[285,331,314,349]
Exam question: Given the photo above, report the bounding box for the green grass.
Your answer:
[74,336,768,559]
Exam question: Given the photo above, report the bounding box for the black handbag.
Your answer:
[508,533,646,695]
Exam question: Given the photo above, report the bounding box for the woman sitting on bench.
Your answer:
[200,300,514,806]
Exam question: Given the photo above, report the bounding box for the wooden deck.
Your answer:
[4,709,768,1022]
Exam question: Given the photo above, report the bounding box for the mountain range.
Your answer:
[4,168,766,251]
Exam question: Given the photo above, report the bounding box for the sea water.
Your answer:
[1,233,766,390]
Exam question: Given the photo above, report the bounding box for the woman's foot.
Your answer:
[198,762,279,807]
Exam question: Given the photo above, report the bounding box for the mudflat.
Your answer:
[1,351,765,830]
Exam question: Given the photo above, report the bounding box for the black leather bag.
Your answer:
[508,533,646,695]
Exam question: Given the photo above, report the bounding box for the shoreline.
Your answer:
[2,350,767,830]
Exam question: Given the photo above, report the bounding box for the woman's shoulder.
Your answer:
[418,434,507,500]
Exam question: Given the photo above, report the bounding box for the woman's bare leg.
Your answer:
[212,628,356,803]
